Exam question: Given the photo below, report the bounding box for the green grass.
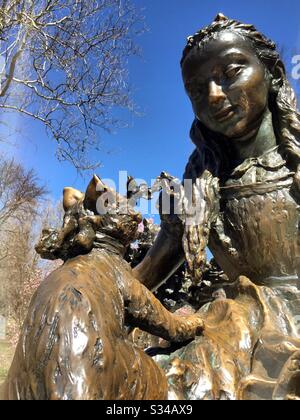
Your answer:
[0,341,15,386]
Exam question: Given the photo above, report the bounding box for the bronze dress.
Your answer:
[157,147,300,400]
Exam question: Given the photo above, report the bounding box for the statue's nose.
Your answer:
[208,80,226,106]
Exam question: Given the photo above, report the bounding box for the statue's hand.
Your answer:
[184,314,205,337]
[144,314,205,357]
[172,313,205,342]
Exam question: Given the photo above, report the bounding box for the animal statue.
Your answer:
[1,175,203,400]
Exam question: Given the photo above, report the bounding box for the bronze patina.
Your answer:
[134,14,300,400]
[1,175,203,400]
[2,13,300,400]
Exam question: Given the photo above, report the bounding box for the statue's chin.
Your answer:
[221,122,260,143]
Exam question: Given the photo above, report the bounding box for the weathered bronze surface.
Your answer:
[133,14,300,400]
[2,13,300,401]
[1,176,203,400]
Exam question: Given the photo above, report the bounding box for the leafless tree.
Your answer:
[0,220,36,325]
[0,156,46,235]
[0,0,144,169]
[0,156,65,345]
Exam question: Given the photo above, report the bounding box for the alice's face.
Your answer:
[182,31,271,139]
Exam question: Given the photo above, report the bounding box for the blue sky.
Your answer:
[2,0,300,217]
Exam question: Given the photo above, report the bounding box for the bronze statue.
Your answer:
[1,175,203,400]
[2,13,300,401]
[133,14,300,400]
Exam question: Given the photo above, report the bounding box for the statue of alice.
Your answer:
[133,13,300,400]
[2,13,300,400]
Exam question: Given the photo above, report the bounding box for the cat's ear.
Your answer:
[63,187,84,211]
[84,174,105,213]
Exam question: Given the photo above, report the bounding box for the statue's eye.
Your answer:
[187,84,204,100]
[224,65,243,79]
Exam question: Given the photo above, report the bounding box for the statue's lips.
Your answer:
[213,106,235,122]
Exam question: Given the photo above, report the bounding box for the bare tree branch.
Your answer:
[0,0,145,169]
[0,155,47,230]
